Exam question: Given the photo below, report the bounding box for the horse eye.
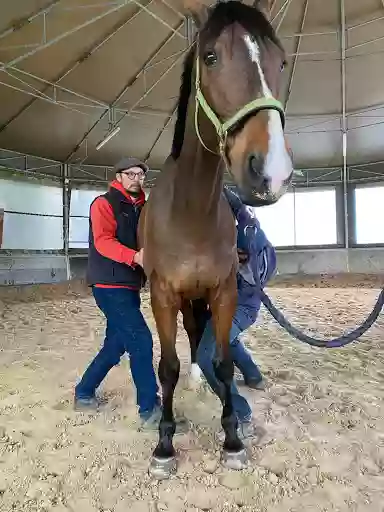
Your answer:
[203,50,218,67]
[280,60,287,72]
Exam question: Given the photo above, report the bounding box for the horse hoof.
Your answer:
[222,448,248,470]
[148,456,177,480]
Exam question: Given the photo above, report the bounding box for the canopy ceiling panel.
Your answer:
[78,114,172,164]
[0,100,102,162]
[1,0,384,178]
[0,1,53,34]
[56,3,184,102]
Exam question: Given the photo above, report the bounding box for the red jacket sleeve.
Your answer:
[90,197,137,267]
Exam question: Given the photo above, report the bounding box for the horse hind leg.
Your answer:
[182,299,208,389]
[149,279,181,480]
[209,282,248,470]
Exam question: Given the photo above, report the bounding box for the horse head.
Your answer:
[186,0,293,206]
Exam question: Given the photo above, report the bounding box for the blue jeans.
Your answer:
[75,287,159,419]
[196,307,262,422]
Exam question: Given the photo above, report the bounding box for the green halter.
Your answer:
[194,54,286,157]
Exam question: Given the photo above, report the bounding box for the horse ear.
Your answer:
[253,0,273,20]
[184,0,210,29]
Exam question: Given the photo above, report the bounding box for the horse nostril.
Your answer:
[247,153,271,193]
[248,153,264,177]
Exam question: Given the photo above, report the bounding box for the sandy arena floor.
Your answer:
[0,276,384,512]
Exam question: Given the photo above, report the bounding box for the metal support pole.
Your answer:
[340,0,349,269]
[284,0,308,108]
[62,163,71,280]
[0,208,4,249]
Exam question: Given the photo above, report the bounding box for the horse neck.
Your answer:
[172,97,224,218]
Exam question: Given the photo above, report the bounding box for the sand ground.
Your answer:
[0,276,383,512]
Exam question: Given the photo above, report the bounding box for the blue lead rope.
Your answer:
[225,186,383,348]
[255,272,384,348]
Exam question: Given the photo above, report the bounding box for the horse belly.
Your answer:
[159,254,233,297]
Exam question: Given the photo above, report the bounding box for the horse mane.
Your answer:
[171,47,196,160]
[171,0,282,160]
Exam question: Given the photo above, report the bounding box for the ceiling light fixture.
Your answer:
[95,125,121,151]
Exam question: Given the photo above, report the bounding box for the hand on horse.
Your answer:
[133,248,144,268]
[237,249,249,264]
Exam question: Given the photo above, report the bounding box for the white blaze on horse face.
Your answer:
[243,34,293,196]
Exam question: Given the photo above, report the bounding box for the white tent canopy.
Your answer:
[0,0,384,186]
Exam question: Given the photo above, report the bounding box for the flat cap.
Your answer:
[113,157,149,174]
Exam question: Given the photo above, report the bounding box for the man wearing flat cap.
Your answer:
[74,157,163,430]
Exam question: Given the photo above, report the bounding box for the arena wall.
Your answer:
[1,248,384,287]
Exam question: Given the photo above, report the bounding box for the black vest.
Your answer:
[86,187,145,288]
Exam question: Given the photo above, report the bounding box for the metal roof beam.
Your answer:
[0,0,157,134]
[0,79,175,127]
[0,0,61,41]
[158,0,184,19]
[65,19,186,163]
[143,49,186,71]
[0,43,42,52]
[143,104,178,162]
[288,49,337,57]
[109,48,188,129]
[286,101,384,120]
[347,34,384,51]
[281,30,338,38]
[0,79,94,117]
[270,0,278,16]
[348,14,384,31]
[0,147,60,164]
[274,0,294,32]
[130,0,186,38]
[56,2,133,11]
[0,0,131,71]
[272,0,290,23]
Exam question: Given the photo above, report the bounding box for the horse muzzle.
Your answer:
[234,150,293,207]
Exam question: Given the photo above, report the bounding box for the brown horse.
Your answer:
[138,0,293,478]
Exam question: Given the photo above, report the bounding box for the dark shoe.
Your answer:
[139,405,189,435]
[74,396,103,412]
[244,378,266,391]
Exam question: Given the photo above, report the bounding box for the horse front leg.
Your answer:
[209,272,247,469]
[149,277,181,480]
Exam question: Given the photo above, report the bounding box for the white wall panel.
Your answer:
[255,193,295,247]
[355,186,384,244]
[69,188,104,249]
[70,188,104,217]
[294,189,337,245]
[0,179,62,215]
[69,217,89,249]
[0,178,63,250]
[255,189,338,247]
[2,214,63,250]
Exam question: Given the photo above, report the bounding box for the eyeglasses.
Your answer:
[120,170,145,180]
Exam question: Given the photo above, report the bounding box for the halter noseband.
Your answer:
[194,53,286,160]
